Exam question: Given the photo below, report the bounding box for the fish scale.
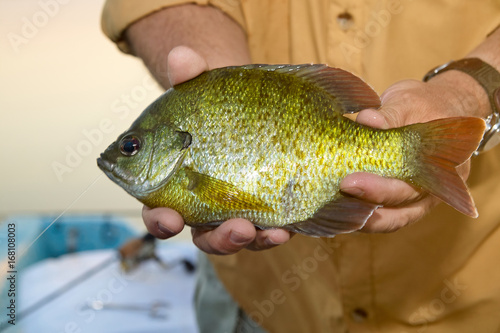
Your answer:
[98,64,485,237]
[158,69,399,226]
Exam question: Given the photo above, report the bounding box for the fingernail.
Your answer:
[264,236,280,247]
[341,187,365,198]
[230,230,251,245]
[157,222,175,237]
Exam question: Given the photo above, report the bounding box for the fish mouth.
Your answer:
[97,154,162,198]
[97,156,114,173]
[97,155,138,194]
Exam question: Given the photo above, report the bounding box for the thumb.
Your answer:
[355,81,418,129]
[167,46,209,86]
[354,108,390,129]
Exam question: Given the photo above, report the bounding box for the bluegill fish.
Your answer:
[97,64,485,237]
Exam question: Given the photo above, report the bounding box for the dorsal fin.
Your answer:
[235,64,382,113]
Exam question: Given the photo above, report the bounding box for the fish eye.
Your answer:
[119,135,141,156]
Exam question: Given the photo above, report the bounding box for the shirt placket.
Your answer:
[327,0,364,75]
[334,233,377,332]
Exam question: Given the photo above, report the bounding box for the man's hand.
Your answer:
[341,74,491,232]
[140,46,292,254]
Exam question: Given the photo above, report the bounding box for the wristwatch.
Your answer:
[423,57,500,154]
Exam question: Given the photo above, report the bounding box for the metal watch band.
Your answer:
[423,58,500,153]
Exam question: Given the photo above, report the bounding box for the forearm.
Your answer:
[468,26,500,71]
[124,4,251,89]
[425,27,500,120]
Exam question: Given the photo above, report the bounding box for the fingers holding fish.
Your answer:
[339,172,440,232]
[360,195,440,233]
[339,172,439,232]
[340,173,424,207]
[246,229,292,252]
[142,206,185,239]
[191,219,256,255]
[352,108,390,129]
[191,219,292,254]
[167,46,209,87]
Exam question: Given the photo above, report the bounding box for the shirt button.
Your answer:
[351,308,369,323]
[337,11,354,31]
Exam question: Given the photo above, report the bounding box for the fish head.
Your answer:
[97,120,192,199]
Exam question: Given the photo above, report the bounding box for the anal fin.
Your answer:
[284,196,379,237]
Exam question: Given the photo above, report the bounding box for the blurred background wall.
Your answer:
[0,0,167,228]
[0,3,199,332]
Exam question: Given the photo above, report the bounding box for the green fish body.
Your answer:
[98,64,485,237]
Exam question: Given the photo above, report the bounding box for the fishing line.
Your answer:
[19,173,104,259]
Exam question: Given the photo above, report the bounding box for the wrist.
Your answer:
[425,70,492,119]
[423,57,500,153]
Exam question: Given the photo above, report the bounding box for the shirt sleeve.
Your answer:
[101,0,246,53]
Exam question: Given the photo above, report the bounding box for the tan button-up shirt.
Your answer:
[102,1,500,331]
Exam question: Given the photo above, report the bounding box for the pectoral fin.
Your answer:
[284,196,379,237]
[184,169,273,212]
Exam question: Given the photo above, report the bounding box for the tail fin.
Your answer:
[409,117,485,217]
